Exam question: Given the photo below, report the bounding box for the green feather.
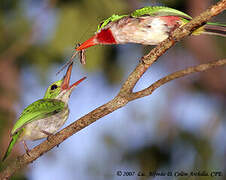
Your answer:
[207,22,226,27]
[96,6,193,32]
[11,99,65,135]
[2,129,23,161]
[44,80,63,99]
[97,14,128,32]
[131,6,192,20]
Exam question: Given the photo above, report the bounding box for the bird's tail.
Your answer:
[191,22,226,37]
[195,22,226,37]
[2,129,23,161]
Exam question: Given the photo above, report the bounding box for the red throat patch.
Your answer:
[97,29,117,44]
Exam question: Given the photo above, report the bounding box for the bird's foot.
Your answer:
[41,130,53,141]
[22,141,30,156]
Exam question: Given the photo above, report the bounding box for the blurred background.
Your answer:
[0,0,225,179]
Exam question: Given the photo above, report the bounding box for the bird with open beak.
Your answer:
[2,63,86,161]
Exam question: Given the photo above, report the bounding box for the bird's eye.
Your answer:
[98,21,105,28]
[51,84,58,90]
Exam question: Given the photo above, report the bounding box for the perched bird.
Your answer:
[76,6,226,51]
[2,63,86,161]
[57,6,225,72]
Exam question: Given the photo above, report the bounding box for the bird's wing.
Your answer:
[131,6,192,20]
[2,129,23,161]
[11,99,65,135]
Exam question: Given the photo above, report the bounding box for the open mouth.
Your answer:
[61,63,86,91]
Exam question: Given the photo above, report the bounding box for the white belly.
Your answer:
[21,107,69,141]
[111,17,170,45]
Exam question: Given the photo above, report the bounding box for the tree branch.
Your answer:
[1,0,225,179]
[129,59,226,100]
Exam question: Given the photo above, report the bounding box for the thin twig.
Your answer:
[129,59,226,100]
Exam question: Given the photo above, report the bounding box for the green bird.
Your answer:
[58,6,225,72]
[2,63,86,161]
[76,6,226,51]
